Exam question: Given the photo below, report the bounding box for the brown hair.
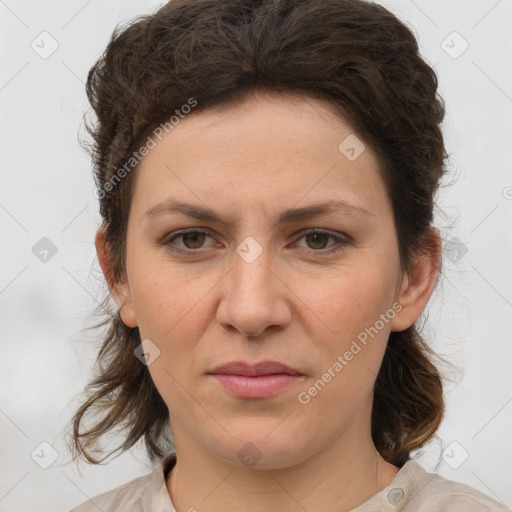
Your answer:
[69,0,449,467]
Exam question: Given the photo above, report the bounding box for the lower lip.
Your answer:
[210,373,303,398]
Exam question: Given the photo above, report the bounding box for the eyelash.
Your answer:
[158,228,351,255]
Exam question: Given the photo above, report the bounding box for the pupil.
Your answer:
[184,232,204,248]
[307,233,328,249]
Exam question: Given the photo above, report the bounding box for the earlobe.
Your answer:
[94,227,138,328]
[390,228,441,332]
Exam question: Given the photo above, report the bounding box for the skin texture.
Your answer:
[96,90,440,512]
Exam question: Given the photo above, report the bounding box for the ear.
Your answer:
[390,228,441,332]
[95,226,138,328]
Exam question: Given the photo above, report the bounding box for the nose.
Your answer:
[216,246,291,339]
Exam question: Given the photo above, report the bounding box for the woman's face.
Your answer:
[110,91,420,469]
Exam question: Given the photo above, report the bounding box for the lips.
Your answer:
[208,360,302,377]
[207,360,304,398]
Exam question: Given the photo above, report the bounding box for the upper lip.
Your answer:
[208,361,302,376]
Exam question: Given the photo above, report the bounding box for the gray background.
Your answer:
[1,0,511,510]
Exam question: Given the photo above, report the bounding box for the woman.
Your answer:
[68,0,510,510]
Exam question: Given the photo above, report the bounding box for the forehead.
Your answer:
[130,91,390,222]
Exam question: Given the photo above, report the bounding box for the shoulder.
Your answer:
[68,453,177,512]
[401,460,511,512]
[69,472,148,512]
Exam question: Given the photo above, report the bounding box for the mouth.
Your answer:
[207,360,304,399]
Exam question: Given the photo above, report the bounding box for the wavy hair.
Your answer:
[68,0,450,467]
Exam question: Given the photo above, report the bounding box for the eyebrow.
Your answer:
[144,198,373,227]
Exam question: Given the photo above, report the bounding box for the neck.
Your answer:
[166,425,399,512]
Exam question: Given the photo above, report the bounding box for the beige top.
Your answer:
[70,452,510,511]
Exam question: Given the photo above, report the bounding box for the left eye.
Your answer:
[160,228,349,254]
[294,229,346,252]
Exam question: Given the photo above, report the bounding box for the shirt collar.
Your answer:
[142,452,177,512]
[141,452,429,512]
[351,459,433,511]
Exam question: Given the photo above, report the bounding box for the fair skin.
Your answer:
[96,90,440,512]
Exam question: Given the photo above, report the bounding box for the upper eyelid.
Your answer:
[165,227,347,247]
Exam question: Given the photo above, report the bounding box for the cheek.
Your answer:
[130,270,214,412]
[297,250,400,405]
[127,244,213,339]
[307,258,400,344]
[294,268,395,425]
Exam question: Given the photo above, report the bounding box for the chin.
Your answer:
[208,421,314,470]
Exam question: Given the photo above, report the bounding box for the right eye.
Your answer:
[159,228,220,253]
